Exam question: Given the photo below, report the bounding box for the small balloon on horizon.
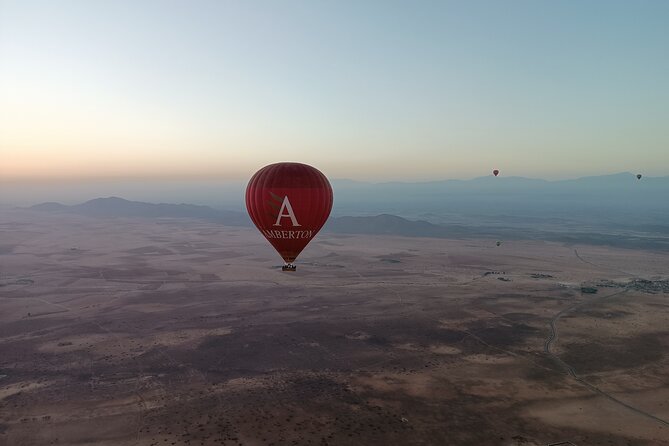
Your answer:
[493,169,500,177]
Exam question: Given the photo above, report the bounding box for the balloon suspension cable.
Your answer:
[282,263,297,272]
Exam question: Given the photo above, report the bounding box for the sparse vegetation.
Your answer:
[1,212,668,445]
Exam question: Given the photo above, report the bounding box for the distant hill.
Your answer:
[331,172,669,225]
[29,197,669,251]
[29,197,251,226]
[332,172,669,201]
[333,172,668,189]
[30,202,70,212]
[26,173,669,251]
[28,197,495,239]
[325,214,473,238]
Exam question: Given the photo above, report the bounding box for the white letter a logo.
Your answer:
[274,196,301,227]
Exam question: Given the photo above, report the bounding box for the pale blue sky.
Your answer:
[1,0,668,181]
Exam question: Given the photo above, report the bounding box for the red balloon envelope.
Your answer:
[246,162,333,268]
[493,169,499,177]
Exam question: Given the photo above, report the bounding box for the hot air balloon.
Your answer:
[246,162,333,271]
[636,174,642,180]
[496,241,502,246]
[493,169,499,177]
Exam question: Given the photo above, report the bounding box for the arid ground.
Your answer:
[1,211,668,445]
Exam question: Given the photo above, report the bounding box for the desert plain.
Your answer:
[1,210,668,445]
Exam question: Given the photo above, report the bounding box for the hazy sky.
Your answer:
[2,0,668,182]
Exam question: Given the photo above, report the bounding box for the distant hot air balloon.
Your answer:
[496,241,502,247]
[246,162,333,271]
[636,174,642,180]
[493,169,499,177]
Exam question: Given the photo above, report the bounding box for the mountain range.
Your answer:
[27,192,669,251]
[331,172,669,216]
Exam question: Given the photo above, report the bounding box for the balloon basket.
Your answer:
[282,264,297,272]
